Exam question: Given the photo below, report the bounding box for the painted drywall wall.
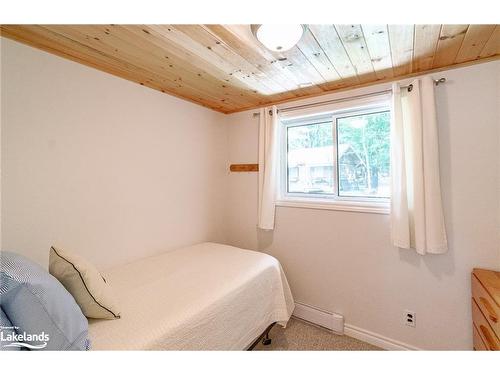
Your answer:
[1,37,228,269]
[225,60,500,350]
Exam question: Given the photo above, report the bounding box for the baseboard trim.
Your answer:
[344,324,421,351]
[292,302,422,351]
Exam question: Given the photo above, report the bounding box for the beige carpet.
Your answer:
[254,317,382,351]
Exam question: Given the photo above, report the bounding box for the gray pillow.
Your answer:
[0,251,90,350]
[1,307,20,351]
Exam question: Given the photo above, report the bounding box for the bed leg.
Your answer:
[262,331,272,346]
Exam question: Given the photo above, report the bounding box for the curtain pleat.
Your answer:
[258,106,279,230]
[390,77,448,254]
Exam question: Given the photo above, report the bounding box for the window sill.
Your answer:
[275,198,390,215]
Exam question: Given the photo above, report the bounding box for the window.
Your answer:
[287,120,334,194]
[280,101,391,212]
[337,111,391,198]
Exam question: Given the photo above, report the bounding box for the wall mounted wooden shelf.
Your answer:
[229,164,259,172]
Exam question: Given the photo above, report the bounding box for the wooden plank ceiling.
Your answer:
[1,25,499,113]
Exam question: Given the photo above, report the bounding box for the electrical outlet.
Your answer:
[404,310,416,327]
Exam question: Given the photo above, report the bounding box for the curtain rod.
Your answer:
[253,77,446,117]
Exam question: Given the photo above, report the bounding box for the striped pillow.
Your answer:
[0,251,90,350]
[0,307,20,351]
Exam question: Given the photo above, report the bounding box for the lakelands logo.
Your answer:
[0,326,50,350]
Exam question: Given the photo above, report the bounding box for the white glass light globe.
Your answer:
[255,25,304,52]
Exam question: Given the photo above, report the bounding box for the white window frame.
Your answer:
[277,98,391,214]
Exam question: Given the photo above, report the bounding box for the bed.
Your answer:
[88,242,295,350]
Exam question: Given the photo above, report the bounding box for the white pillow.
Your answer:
[49,246,120,319]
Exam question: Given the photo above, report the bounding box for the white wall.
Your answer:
[225,61,500,350]
[1,38,228,269]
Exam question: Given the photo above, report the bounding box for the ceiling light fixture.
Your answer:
[251,25,305,52]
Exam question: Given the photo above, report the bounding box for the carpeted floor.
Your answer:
[254,317,382,351]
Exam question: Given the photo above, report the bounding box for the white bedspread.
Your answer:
[88,242,295,350]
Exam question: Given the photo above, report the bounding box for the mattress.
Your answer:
[88,242,295,350]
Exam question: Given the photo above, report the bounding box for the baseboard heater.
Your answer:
[292,302,344,334]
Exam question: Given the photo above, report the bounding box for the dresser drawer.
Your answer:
[472,298,500,350]
[473,323,487,350]
[472,274,500,338]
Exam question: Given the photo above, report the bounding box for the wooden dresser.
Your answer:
[471,268,500,350]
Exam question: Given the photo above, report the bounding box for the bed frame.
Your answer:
[247,322,276,350]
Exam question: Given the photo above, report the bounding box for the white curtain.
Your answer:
[391,76,448,255]
[258,106,279,230]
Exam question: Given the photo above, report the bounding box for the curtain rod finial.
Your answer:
[434,77,446,86]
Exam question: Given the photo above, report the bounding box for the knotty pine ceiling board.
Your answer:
[1,24,499,113]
